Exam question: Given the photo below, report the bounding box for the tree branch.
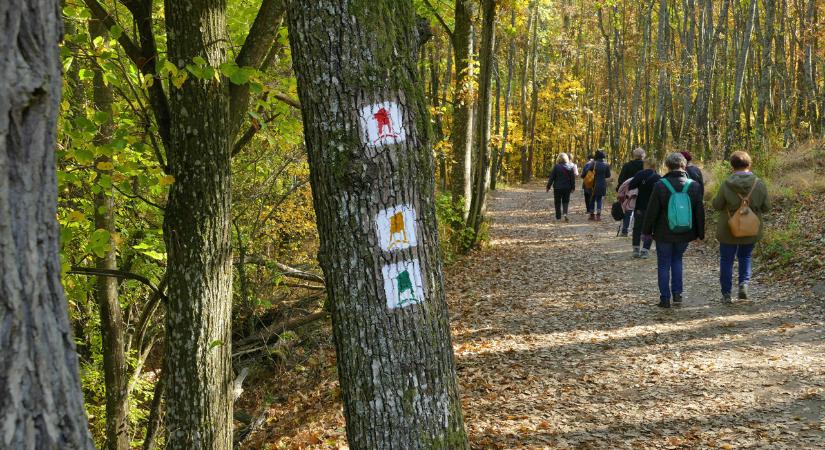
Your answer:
[68,267,167,302]
[84,0,172,147]
[232,310,329,355]
[230,0,287,138]
[422,0,454,41]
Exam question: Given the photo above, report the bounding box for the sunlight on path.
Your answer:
[445,181,825,449]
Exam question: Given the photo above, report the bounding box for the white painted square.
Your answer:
[382,259,425,309]
[375,205,417,252]
[359,101,406,148]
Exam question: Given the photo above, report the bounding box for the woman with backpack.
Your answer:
[641,153,705,308]
[546,153,578,221]
[581,150,612,221]
[712,151,770,304]
[628,158,661,258]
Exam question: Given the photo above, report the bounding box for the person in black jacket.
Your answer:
[546,153,578,221]
[642,153,706,308]
[628,158,661,258]
[680,151,705,194]
[581,150,612,220]
[616,147,646,235]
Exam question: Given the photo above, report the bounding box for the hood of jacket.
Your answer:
[724,172,758,195]
[562,162,576,171]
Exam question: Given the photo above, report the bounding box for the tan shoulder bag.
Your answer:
[728,179,761,238]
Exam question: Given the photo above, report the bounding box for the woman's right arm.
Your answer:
[712,182,727,211]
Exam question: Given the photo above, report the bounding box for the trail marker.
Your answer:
[382,259,424,309]
[359,101,406,147]
[375,205,417,252]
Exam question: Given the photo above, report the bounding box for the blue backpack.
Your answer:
[661,178,693,232]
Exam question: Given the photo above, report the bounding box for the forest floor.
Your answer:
[246,181,825,450]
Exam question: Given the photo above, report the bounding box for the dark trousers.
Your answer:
[622,210,633,233]
[553,189,572,219]
[656,241,689,300]
[584,190,593,213]
[632,209,652,249]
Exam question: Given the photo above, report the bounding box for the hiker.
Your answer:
[642,152,705,308]
[581,149,612,220]
[582,154,594,215]
[616,147,646,235]
[681,151,705,192]
[629,158,661,258]
[546,153,578,221]
[712,151,770,304]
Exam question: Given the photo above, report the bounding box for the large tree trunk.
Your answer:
[450,0,474,214]
[162,0,234,448]
[285,1,469,448]
[0,0,95,448]
[466,0,497,244]
[88,17,130,450]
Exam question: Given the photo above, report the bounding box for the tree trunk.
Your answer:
[724,0,757,157]
[450,0,474,214]
[88,16,130,450]
[466,0,496,245]
[491,8,516,191]
[162,0,234,448]
[285,1,470,448]
[694,0,730,157]
[653,0,670,158]
[520,3,535,183]
[757,0,775,138]
[0,0,96,448]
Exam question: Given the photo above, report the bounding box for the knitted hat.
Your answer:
[680,151,693,162]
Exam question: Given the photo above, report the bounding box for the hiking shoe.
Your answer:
[721,294,732,305]
[672,294,683,305]
[738,283,749,300]
[596,213,602,221]
[657,299,671,308]
[620,231,629,237]
[632,247,641,258]
[639,249,650,259]
[564,215,569,222]
[588,213,596,221]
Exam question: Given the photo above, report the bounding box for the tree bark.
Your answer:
[88,16,130,450]
[466,0,496,244]
[520,3,535,183]
[0,0,95,448]
[653,0,670,158]
[757,0,775,138]
[162,0,234,448]
[285,1,469,448]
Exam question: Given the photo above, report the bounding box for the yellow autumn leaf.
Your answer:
[159,175,175,186]
[68,210,86,223]
[96,161,114,171]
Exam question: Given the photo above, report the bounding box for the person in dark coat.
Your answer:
[628,158,661,258]
[642,152,706,308]
[582,154,594,215]
[680,151,704,194]
[616,147,646,235]
[546,152,578,221]
[581,149,612,221]
[712,151,770,304]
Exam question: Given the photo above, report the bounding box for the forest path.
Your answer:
[445,181,825,449]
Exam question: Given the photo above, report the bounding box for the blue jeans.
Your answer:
[719,243,755,295]
[588,194,604,213]
[656,241,689,300]
[632,209,653,249]
[622,210,633,234]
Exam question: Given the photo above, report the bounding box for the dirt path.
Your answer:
[446,181,825,449]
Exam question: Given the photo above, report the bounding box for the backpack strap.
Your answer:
[661,178,676,194]
[681,179,693,193]
[730,177,759,218]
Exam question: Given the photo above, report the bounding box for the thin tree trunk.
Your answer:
[162,0,234,448]
[88,16,130,450]
[724,0,757,157]
[492,8,516,191]
[527,8,539,179]
[757,0,775,138]
[450,0,475,214]
[653,0,670,158]
[0,0,96,447]
[466,0,496,244]
[285,0,470,447]
[520,2,535,183]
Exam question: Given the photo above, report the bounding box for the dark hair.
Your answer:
[587,154,594,160]
[680,151,693,162]
[730,151,752,170]
[594,150,606,160]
